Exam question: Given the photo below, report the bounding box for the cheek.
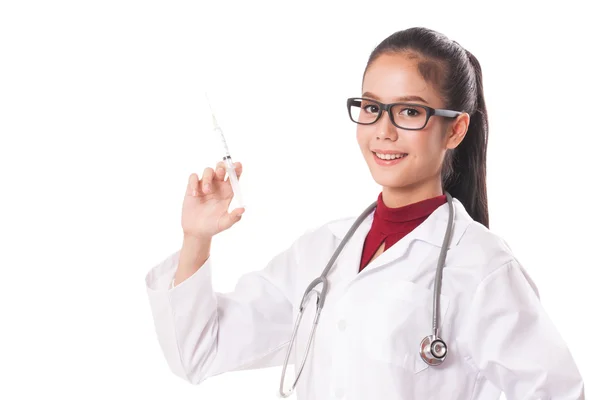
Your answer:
[406,133,431,155]
[356,127,371,151]
[407,129,444,163]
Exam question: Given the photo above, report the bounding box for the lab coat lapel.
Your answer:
[351,215,435,281]
[358,227,419,275]
[324,209,414,284]
[328,211,374,285]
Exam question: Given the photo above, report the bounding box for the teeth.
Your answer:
[375,152,406,160]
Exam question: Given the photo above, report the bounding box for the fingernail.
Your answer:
[204,184,211,193]
[192,189,198,196]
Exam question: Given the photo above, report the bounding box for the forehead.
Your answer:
[362,53,443,106]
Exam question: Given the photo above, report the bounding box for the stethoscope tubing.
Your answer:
[278,192,454,397]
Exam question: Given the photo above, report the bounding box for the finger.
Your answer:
[224,162,243,181]
[215,161,226,181]
[201,167,215,194]
[187,173,200,197]
[234,162,243,179]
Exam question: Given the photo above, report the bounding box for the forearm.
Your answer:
[173,234,212,286]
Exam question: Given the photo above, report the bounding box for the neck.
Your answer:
[381,178,443,208]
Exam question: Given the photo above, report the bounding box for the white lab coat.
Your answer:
[145,198,584,399]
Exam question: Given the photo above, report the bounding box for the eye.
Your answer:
[398,107,421,117]
[363,104,379,114]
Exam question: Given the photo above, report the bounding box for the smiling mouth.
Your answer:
[372,151,408,160]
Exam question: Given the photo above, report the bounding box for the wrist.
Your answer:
[178,234,211,272]
[183,232,212,245]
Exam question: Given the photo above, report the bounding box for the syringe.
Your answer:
[205,92,245,209]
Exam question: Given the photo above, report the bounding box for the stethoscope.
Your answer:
[278,191,455,398]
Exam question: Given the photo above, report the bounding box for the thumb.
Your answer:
[223,207,245,228]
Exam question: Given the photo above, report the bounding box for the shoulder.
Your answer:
[284,211,375,262]
[301,214,359,242]
[455,219,536,293]
[459,221,514,264]
[286,214,357,250]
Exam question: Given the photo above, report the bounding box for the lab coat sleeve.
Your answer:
[456,260,585,399]
[145,238,300,385]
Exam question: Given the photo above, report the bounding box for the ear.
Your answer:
[445,112,470,149]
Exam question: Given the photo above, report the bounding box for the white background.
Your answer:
[1,0,598,399]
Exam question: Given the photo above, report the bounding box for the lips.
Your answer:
[372,149,408,154]
[372,151,407,166]
[373,151,408,160]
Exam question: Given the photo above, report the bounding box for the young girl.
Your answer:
[145,27,584,399]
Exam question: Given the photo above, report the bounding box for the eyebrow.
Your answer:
[361,91,429,104]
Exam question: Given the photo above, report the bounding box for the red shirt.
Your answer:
[359,192,447,272]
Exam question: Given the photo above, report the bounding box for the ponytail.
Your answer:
[443,51,489,228]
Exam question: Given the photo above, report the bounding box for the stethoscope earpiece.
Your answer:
[420,335,447,366]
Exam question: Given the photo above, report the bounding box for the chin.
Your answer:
[371,174,408,189]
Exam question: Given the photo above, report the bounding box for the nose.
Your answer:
[376,110,398,141]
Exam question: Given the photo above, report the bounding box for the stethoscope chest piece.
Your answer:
[419,335,447,366]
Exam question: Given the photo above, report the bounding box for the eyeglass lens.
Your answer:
[349,98,429,129]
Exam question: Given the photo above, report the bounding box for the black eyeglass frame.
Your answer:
[346,97,463,130]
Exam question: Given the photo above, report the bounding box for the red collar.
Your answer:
[372,192,447,234]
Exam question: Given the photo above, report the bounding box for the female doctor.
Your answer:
[145,27,584,399]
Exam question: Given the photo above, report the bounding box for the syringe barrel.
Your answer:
[223,156,244,209]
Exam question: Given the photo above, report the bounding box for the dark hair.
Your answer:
[363,27,489,228]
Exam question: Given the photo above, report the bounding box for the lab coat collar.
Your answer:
[326,197,472,249]
[324,197,473,279]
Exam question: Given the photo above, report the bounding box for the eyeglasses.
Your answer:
[347,97,462,130]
